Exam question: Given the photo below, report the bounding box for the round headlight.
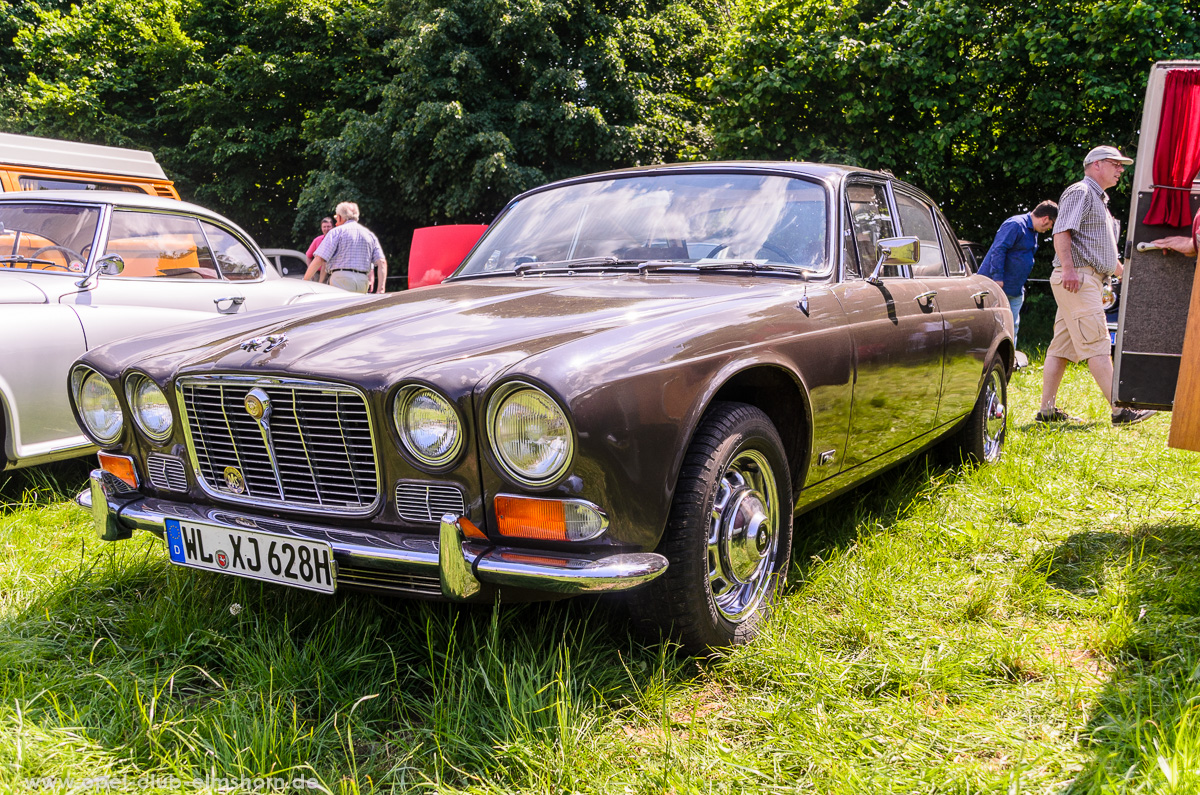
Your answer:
[394,386,463,467]
[127,376,173,441]
[73,369,124,444]
[487,384,573,485]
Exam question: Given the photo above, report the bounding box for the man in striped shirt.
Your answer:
[305,202,388,294]
[1036,145,1156,426]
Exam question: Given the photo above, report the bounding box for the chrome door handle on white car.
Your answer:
[215,296,246,314]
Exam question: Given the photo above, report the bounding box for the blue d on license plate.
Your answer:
[165,519,336,594]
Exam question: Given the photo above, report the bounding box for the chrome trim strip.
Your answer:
[79,472,668,597]
[175,375,382,517]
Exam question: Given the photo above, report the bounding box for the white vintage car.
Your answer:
[0,191,355,470]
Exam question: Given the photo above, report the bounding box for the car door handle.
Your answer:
[971,290,992,305]
[914,290,937,304]
[215,295,246,314]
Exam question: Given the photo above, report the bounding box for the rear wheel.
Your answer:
[630,402,793,653]
[947,358,1008,464]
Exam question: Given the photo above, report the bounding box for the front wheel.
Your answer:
[947,358,1008,464]
[629,402,793,653]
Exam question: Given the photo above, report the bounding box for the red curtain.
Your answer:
[1144,68,1200,227]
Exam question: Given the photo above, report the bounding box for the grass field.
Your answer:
[2,353,1199,794]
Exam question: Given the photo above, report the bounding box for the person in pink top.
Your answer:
[305,216,335,270]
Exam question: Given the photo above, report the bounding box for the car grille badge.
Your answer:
[223,466,246,494]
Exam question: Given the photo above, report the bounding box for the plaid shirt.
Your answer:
[313,220,384,273]
[1052,176,1121,276]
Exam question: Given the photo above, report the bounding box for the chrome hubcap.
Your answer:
[707,448,780,622]
[982,369,1006,462]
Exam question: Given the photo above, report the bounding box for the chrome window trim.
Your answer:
[176,374,382,517]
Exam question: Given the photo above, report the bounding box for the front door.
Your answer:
[839,181,945,470]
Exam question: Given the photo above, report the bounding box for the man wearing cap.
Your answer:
[1035,145,1156,426]
[304,201,387,294]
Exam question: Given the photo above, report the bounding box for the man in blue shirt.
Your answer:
[977,200,1058,346]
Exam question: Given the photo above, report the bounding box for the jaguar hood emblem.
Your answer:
[240,333,287,353]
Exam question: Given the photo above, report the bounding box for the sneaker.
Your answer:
[1112,407,1157,426]
[1034,407,1081,424]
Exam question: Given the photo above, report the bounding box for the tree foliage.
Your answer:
[295,0,725,252]
[704,0,1200,241]
[1,0,394,245]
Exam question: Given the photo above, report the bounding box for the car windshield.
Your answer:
[458,173,828,276]
[0,203,100,271]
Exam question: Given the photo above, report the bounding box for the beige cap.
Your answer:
[1084,145,1133,166]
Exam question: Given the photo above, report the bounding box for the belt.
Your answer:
[329,268,369,274]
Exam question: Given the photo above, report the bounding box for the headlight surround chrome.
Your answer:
[126,375,173,442]
[486,382,573,486]
[70,367,124,445]
[393,385,464,468]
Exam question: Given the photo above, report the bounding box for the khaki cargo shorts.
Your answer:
[1047,266,1110,362]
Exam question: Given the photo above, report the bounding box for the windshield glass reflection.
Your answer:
[458,173,828,276]
[0,203,100,272]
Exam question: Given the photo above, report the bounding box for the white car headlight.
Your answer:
[487,383,573,485]
[72,368,124,444]
[126,375,173,441]
[394,385,463,467]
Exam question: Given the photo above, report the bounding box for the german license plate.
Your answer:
[164,518,336,594]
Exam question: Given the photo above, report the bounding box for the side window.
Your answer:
[842,199,861,278]
[894,191,945,277]
[846,183,899,277]
[104,211,219,279]
[937,215,966,275]
[18,175,146,193]
[201,221,262,281]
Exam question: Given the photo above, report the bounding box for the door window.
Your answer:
[847,183,900,277]
[201,221,262,281]
[105,211,219,279]
[894,191,945,277]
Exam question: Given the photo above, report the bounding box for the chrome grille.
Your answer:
[146,453,188,492]
[395,481,467,523]
[337,567,443,597]
[180,377,379,513]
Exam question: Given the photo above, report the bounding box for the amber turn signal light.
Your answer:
[494,495,608,542]
[98,452,138,488]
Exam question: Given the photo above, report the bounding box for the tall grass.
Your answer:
[1,356,1198,792]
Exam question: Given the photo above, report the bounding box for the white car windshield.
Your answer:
[458,173,828,275]
[0,203,100,271]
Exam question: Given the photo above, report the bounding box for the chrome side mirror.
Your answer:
[867,236,920,284]
[74,253,125,288]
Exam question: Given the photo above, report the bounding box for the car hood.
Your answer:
[86,275,811,386]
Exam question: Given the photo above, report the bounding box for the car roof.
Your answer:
[0,190,261,242]
[512,160,900,203]
[0,190,208,215]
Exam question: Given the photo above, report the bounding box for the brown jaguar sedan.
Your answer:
[72,162,1013,652]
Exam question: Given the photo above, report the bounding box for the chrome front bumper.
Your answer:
[78,470,668,599]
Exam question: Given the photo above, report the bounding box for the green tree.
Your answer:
[297,0,726,260]
[2,0,393,246]
[705,0,1199,242]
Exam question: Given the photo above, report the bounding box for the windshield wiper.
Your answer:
[0,254,58,268]
[690,260,800,274]
[515,257,648,275]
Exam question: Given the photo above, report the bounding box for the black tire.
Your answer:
[947,358,1008,464]
[630,402,793,653]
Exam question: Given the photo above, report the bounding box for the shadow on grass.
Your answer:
[0,523,692,787]
[789,452,957,583]
[1040,521,1200,793]
[0,457,92,510]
